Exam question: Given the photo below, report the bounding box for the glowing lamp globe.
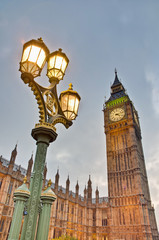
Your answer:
[19,38,49,78]
[60,83,81,120]
[47,48,69,82]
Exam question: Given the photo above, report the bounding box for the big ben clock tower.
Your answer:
[103,71,159,240]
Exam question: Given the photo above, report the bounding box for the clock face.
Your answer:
[109,108,125,122]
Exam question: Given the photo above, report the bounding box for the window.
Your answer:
[8,182,13,195]
[61,202,64,211]
[55,200,58,218]
[123,212,125,225]
[119,209,121,225]
[53,229,56,239]
[93,211,96,226]
[72,207,74,214]
[5,195,10,205]
[0,219,4,232]
[6,221,11,240]
[102,218,107,226]
[56,200,58,210]
[0,178,3,189]
[5,181,14,205]
[80,209,83,224]
[102,211,108,226]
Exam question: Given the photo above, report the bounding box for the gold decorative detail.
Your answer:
[52,118,67,128]
[14,189,30,195]
[41,192,56,198]
[47,179,52,187]
[43,90,58,116]
[23,176,27,184]
[43,186,47,191]
[35,122,56,132]
[28,81,46,122]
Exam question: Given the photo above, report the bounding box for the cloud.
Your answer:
[145,71,159,115]
[56,151,71,161]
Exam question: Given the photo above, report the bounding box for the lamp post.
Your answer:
[9,38,80,240]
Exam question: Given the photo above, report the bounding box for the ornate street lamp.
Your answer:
[47,48,69,82]
[19,38,49,78]
[9,38,81,240]
[60,83,81,120]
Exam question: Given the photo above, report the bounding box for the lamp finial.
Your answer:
[38,37,43,42]
[69,83,73,90]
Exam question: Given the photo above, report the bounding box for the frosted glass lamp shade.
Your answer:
[19,38,49,78]
[60,83,81,120]
[47,48,69,82]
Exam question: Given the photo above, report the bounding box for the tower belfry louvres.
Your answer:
[103,71,159,240]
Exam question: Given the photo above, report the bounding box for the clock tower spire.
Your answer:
[111,69,125,94]
[103,71,159,240]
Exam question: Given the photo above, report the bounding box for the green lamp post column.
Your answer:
[21,126,57,240]
[8,177,30,240]
[36,179,56,240]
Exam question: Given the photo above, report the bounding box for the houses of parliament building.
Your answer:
[0,72,159,240]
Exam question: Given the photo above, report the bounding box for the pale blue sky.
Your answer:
[1,0,159,225]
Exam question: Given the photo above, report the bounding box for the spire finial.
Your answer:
[48,179,52,187]
[23,176,27,184]
[115,68,117,75]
